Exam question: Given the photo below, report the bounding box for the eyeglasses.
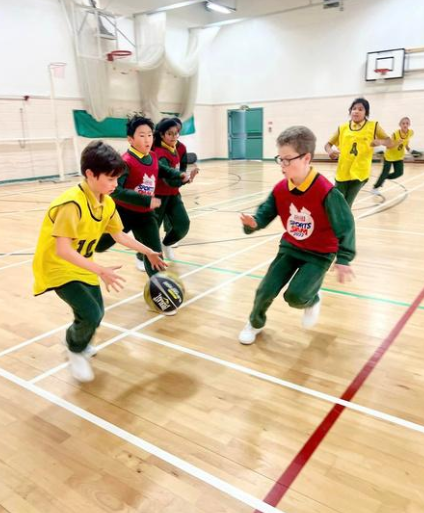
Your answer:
[274,153,306,166]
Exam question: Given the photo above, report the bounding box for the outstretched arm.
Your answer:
[56,237,126,292]
[241,191,278,234]
[111,231,167,271]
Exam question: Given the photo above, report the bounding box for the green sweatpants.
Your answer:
[335,179,367,207]
[249,249,327,329]
[155,194,190,247]
[373,159,404,189]
[95,207,161,276]
[55,281,104,353]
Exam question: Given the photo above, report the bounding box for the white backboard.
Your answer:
[365,48,405,81]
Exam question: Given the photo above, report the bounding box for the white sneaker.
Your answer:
[371,188,382,196]
[62,338,97,358]
[135,256,146,272]
[83,344,98,358]
[67,350,94,382]
[162,243,175,260]
[302,292,322,329]
[238,322,263,345]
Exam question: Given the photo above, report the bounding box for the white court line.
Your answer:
[0,246,35,260]
[0,258,32,271]
[30,256,274,383]
[0,189,266,271]
[0,233,279,358]
[353,171,423,207]
[358,226,424,237]
[28,247,424,437]
[356,179,424,220]
[90,325,424,436]
[0,367,283,513]
[30,285,424,436]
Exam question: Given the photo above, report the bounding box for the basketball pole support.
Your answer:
[48,64,66,182]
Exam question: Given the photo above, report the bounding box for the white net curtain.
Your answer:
[61,1,220,122]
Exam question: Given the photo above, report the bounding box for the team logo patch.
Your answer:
[134,175,155,196]
[288,204,314,240]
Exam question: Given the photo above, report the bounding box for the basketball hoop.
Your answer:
[48,62,67,79]
[106,50,132,62]
[374,68,389,85]
[375,68,389,78]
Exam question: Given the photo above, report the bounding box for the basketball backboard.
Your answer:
[365,48,405,81]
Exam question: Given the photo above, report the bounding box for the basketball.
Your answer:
[144,272,185,315]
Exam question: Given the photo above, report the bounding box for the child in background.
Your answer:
[372,116,414,194]
[95,115,189,274]
[239,126,355,345]
[163,117,199,247]
[153,118,198,260]
[325,97,392,207]
[33,141,165,382]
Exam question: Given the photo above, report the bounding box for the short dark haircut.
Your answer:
[126,115,155,137]
[80,141,125,178]
[276,126,316,158]
[153,117,180,147]
[349,97,370,117]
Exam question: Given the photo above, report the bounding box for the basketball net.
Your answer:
[375,68,388,86]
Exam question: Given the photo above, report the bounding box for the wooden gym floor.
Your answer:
[0,159,424,513]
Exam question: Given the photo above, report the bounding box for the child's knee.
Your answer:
[85,306,104,327]
[283,288,309,309]
[175,218,190,239]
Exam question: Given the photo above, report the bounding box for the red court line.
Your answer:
[256,285,424,510]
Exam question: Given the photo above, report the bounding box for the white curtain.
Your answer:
[61,0,115,121]
[61,3,220,122]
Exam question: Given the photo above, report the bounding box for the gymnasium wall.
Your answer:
[197,0,424,158]
[0,0,423,182]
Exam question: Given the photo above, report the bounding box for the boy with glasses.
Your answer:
[239,126,355,345]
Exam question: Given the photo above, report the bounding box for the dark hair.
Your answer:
[276,126,316,158]
[349,97,370,117]
[171,117,183,129]
[126,114,155,137]
[153,117,180,147]
[80,141,125,178]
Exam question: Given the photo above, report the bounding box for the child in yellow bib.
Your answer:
[372,117,414,193]
[325,97,392,207]
[33,141,166,383]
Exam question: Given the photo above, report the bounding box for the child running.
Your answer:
[372,116,414,194]
[153,117,198,260]
[239,126,355,345]
[33,141,165,382]
[325,97,392,207]
[95,115,189,273]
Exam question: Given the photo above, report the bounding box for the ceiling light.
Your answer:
[205,1,236,14]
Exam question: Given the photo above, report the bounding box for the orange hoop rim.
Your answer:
[107,50,132,62]
[375,68,390,75]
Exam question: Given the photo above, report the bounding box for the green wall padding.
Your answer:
[73,110,196,138]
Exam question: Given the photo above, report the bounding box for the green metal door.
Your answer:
[228,110,246,159]
[245,108,263,160]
